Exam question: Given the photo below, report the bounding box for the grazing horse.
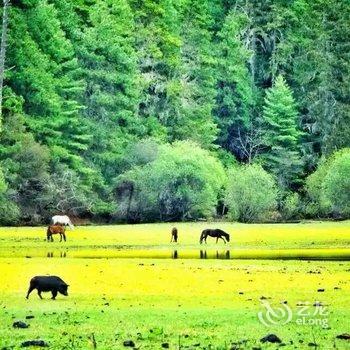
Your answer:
[47,225,66,242]
[51,215,74,230]
[170,227,178,243]
[200,229,230,244]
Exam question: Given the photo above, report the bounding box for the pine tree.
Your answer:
[77,0,142,180]
[214,10,254,160]
[261,75,302,189]
[179,0,219,148]
[7,1,92,176]
[273,0,350,169]
[0,87,51,222]
[130,0,183,142]
[0,0,10,118]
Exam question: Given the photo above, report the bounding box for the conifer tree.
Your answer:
[78,0,142,180]
[215,11,254,160]
[179,0,218,148]
[7,1,92,176]
[261,75,302,189]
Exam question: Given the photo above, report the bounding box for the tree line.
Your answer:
[0,0,349,224]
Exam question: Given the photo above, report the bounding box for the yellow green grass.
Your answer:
[0,222,350,349]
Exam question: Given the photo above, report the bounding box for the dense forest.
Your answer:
[0,0,349,224]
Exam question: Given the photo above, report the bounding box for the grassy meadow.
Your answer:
[0,222,350,349]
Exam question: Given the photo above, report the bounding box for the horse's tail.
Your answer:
[46,227,51,240]
[199,231,205,244]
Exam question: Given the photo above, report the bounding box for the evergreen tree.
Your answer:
[0,0,349,223]
[130,0,183,142]
[261,75,302,189]
[273,0,350,169]
[78,0,142,180]
[214,10,254,160]
[7,1,92,176]
[0,87,51,222]
[178,0,218,148]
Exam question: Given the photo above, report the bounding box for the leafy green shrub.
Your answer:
[323,151,350,216]
[306,149,350,217]
[225,164,278,222]
[0,169,20,225]
[115,141,226,222]
[305,158,332,217]
[281,192,301,220]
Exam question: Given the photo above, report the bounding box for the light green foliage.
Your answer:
[0,168,6,193]
[305,158,333,217]
[116,141,226,222]
[261,75,303,189]
[306,149,350,218]
[225,164,278,222]
[281,192,301,220]
[323,152,350,216]
[0,167,20,225]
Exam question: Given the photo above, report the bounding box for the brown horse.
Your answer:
[47,225,66,242]
[200,229,230,244]
[170,227,178,243]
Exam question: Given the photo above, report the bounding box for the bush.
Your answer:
[225,164,278,222]
[305,158,332,217]
[280,192,301,220]
[115,141,226,222]
[306,149,350,218]
[323,151,350,216]
[0,169,20,225]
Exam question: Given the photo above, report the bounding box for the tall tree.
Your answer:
[0,0,10,117]
[130,0,183,142]
[261,75,303,190]
[214,10,255,161]
[273,0,350,169]
[7,1,92,176]
[178,0,219,148]
[78,0,142,180]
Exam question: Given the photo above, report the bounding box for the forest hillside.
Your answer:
[0,0,349,224]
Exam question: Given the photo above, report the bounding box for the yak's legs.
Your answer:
[37,290,43,299]
[26,286,34,299]
[51,290,57,300]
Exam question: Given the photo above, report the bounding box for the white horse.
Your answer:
[51,215,74,230]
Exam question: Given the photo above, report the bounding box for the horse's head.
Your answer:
[199,230,208,244]
[226,234,230,242]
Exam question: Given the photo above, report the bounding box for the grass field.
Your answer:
[0,222,350,349]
